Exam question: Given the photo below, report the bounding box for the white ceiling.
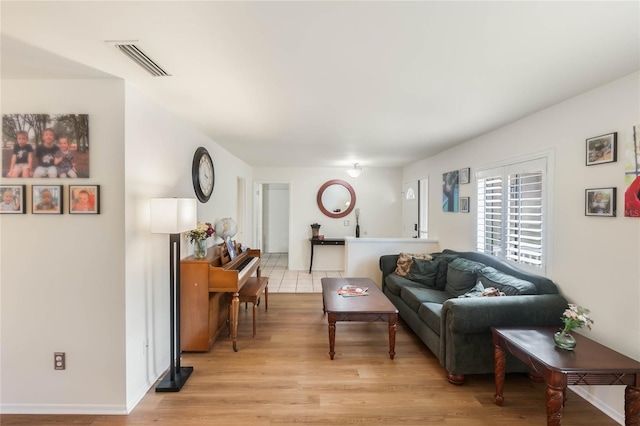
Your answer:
[1,1,639,168]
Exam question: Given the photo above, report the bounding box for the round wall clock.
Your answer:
[192,146,214,202]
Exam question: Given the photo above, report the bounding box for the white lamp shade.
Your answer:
[150,198,197,234]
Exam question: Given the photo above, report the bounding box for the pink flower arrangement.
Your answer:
[186,222,215,243]
[560,304,594,335]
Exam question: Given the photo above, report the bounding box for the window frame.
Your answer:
[475,153,553,275]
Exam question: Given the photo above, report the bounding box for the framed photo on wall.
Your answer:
[2,114,90,178]
[586,132,617,166]
[442,170,459,212]
[459,168,470,184]
[585,187,616,217]
[69,185,100,214]
[460,196,470,213]
[0,185,26,214]
[32,185,62,214]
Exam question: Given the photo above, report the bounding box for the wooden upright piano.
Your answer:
[180,241,261,352]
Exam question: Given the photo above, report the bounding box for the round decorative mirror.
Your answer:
[317,179,356,218]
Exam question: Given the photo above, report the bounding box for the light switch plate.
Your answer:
[344,220,349,226]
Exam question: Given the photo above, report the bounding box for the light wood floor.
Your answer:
[1,293,618,425]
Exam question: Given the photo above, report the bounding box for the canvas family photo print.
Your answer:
[2,114,90,178]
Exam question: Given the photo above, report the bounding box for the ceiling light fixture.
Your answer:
[346,163,363,178]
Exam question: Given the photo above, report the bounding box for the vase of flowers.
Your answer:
[554,304,594,350]
[186,222,215,259]
[355,208,360,238]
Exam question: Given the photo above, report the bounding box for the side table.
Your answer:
[309,238,345,273]
[492,326,640,426]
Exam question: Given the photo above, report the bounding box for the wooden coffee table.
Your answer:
[492,326,640,426]
[321,277,398,360]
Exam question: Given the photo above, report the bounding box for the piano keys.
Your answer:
[208,246,261,352]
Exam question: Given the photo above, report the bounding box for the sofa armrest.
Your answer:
[379,255,400,290]
[441,294,567,334]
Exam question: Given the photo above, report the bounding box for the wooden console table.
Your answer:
[492,326,640,426]
[309,238,345,273]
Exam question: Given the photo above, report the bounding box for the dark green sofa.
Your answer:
[379,249,567,385]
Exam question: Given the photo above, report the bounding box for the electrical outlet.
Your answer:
[54,352,65,370]
[344,220,349,226]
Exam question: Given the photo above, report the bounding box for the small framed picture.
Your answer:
[460,196,470,213]
[0,185,26,214]
[586,132,617,166]
[69,185,100,214]
[32,185,62,214]
[226,236,237,260]
[459,167,470,184]
[585,188,616,217]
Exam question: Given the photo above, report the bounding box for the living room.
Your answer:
[1,1,639,424]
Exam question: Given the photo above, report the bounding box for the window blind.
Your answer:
[476,158,546,269]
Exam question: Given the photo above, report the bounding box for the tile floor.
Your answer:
[261,252,343,293]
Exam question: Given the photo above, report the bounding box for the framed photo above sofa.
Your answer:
[585,187,616,217]
[586,132,616,166]
[459,168,470,184]
[460,197,470,213]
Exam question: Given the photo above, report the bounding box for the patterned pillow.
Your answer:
[394,252,433,276]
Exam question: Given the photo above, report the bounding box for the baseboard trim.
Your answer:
[0,403,127,415]
[569,386,624,426]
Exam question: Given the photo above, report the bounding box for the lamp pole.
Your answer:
[150,198,197,392]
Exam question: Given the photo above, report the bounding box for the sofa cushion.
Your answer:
[445,258,486,297]
[405,258,440,287]
[384,273,426,296]
[394,252,433,277]
[400,286,451,312]
[478,266,538,296]
[417,302,443,334]
[429,253,459,290]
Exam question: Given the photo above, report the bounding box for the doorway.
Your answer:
[255,182,290,254]
[402,178,429,238]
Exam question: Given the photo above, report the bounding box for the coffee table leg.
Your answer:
[493,339,506,406]
[328,313,336,360]
[546,372,566,426]
[625,384,640,425]
[388,313,397,360]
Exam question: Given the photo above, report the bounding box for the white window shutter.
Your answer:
[476,158,546,270]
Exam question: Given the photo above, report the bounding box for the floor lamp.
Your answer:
[150,198,197,392]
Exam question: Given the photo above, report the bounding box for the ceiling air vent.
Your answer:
[112,42,171,77]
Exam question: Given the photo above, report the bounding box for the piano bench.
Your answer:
[237,277,269,338]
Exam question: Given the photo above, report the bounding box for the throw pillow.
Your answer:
[444,258,486,297]
[429,253,459,290]
[478,266,537,296]
[394,252,433,277]
[405,257,440,287]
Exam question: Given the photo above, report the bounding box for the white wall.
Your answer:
[0,78,254,414]
[0,79,127,413]
[253,167,403,271]
[404,71,640,424]
[123,83,253,410]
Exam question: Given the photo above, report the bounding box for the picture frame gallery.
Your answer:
[0,185,100,215]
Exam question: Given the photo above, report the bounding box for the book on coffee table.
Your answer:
[337,285,369,296]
